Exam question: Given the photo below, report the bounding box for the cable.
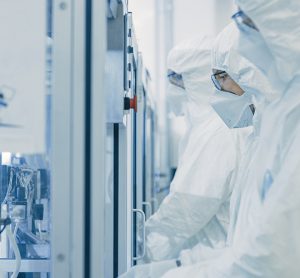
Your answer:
[0,225,6,234]
[2,167,14,204]
[13,222,19,237]
[38,221,42,239]
[6,225,21,278]
[0,217,11,235]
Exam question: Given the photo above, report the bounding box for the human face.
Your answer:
[211,69,245,96]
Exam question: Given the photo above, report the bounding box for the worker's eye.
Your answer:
[217,73,229,80]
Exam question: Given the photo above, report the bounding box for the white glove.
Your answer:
[118,259,178,278]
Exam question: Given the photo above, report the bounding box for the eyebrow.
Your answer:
[213,70,227,76]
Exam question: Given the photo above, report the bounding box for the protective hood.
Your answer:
[211,22,276,103]
[235,0,300,85]
[167,36,214,107]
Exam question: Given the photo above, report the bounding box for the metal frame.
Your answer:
[0,260,50,273]
[52,0,74,276]
[118,125,131,275]
[52,0,106,277]
[71,0,86,276]
[136,54,146,220]
[90,0,107,277]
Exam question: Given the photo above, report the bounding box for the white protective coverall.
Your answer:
[145,36,250,262]
[178,22,275,267]
[163,2,300,276]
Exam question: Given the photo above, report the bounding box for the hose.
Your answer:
[6,225,21,278]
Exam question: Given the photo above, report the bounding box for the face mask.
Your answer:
[166,83,188,117]
[233,22,285,96]
[210,90,254,128]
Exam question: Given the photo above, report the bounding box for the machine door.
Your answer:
[0,2,52,276]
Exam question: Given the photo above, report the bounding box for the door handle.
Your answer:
[132,209,146,260]
[142,202,152,219]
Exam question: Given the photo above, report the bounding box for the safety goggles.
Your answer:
[232,10,259,31]
[211,71,242,95]
[211,71,228,91]
[167,70,185,89]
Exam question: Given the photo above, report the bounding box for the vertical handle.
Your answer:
[151,197,158,212]
[142,202,153,219]
[132,209,146,261]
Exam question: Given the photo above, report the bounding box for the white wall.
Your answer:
[128,0,156,77]
[173,0,236,45]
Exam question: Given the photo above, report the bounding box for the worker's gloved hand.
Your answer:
[118,259,177,278]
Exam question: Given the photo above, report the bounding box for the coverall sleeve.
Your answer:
[145,128,238,262]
